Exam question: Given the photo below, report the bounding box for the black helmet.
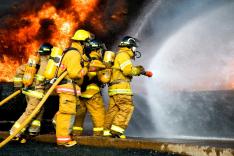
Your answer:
[85,39,106,56]
[38,43,53,55]
[88,39,105,51]
[118,36,138,48]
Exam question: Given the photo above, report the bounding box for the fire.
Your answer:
[0,0,99,82]
[0,55,21,82]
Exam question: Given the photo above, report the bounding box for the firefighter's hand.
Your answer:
[136,65,145,75]
[136,65,145,71]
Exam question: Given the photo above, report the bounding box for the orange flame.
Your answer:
[0,0,99,82]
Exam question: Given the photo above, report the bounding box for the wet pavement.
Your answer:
[1,133,234,156]
[149,138,234,149]
[0,140,178,156]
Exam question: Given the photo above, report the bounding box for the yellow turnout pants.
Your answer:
[56,93,79,144]
[73,93,105,136]
[104,94,134,135]
[10,96,40,136]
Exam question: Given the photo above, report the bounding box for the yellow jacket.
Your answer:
[56,42,86,96]
[108,47,142,96]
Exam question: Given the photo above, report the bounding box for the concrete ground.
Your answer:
[0,132,234,156]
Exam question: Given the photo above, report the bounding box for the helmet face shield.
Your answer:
[131,46,141,60]
[131,46,137,52]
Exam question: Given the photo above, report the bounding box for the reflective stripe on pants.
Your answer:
[57,136,71,143]
[111,125,124,134]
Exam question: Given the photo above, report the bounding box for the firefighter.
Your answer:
[55,29,92,147]
[72,39,106,136]
[103,36,145,138]
[10,43,53,143]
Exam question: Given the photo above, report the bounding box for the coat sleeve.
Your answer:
[118,53,142,76]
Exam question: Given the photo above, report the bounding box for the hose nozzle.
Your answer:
[142,71,153,77]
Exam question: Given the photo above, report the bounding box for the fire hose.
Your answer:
[0,71,67,149]
[0,90,21,107]
[88,60,153,78]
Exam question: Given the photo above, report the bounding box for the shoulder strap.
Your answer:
[62,47,82,63]
[62,46,88,66]
[63,47,78,53]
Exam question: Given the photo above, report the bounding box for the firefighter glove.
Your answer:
[136,65,145,75]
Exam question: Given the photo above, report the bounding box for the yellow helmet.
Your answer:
[71,29,94,41]
[89,60,106,69]
[90,51,101,59]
